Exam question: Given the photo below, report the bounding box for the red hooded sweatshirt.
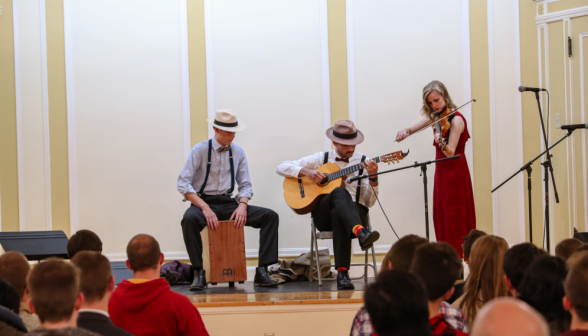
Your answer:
[109,278,208,336]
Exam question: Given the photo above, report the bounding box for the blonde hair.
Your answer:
[421,80,457,120]
[459,235,510,325]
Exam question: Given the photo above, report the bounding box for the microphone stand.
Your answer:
[492,129,573,249]
[350,155,461,239]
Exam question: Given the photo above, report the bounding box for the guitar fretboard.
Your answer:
[326,156,381,182]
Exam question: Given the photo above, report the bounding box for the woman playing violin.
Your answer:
[396,80,475,257]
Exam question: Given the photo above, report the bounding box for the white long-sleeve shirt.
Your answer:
[276,149,379,208]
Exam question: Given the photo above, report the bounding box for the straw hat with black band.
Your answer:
[326,120,364,146]
[207,109,247,132]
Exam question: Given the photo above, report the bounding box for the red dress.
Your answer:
[433,112,476,257]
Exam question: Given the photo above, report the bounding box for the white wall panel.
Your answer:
[66,0,188,255]
[489,0,525,243]
[210,0,325,250]
[351,0,467,245]
[14,0,51,231]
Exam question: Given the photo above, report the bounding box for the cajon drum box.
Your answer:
[208,220,247,283]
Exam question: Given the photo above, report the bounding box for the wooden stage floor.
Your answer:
[170,279,372,307]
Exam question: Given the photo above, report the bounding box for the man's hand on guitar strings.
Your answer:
[361,159,378,175]
[301,168,326,184]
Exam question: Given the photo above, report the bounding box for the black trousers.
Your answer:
[181,195,279,269]
[311,187,369,269]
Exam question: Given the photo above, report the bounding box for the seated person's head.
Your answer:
[472,298,549,336]
[563,251,588,326]
[70,251,114,305]
[410,242,462,303]
[126,234,163,274]
[463,229,486,263]
[502,243,547,296]
[460,235,510,323]
[67,229,103,259]
[382,234,428,271]
[364,270,431,336]
[26,258,83,324]
[0,279,21,313]
[518,255,567,320]
[556,238,585,261]
[0,251,30,301]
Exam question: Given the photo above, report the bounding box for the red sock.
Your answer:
[352,225,365,237]
[337,267,348,272]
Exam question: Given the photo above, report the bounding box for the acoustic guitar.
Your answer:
[283,150,409,214]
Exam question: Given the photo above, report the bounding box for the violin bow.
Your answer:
[395,99,476,142]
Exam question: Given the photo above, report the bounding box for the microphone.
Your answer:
[518,86,547,93]
[561,123,588,131]
[346,176,363,184]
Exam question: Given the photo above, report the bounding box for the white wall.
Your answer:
[350,0,470,247]
[14,0,52,232]
[65,0,190,256]
[209,0,327,254]
[488,0,525,244]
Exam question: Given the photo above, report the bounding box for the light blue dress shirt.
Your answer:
[177,137,253,200]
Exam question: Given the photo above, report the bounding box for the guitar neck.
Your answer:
[327,156,380,181]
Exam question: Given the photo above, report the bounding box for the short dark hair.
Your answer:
[556,238,585,261]
[565,251,588,321]
[0,279,21,312]
[411,243,463,301]
[127,234,161,272]
[463,229,486,261]
[67,229,103,259]
[385,235,429,272]
[503,243,547,291]
[0,251,30,298]
[27,259,80,323]
[364,270,431,336]
[518,255,568,318]
[70,251,112,303]
[577,244,588,253]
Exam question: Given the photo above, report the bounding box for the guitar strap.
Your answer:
[326,152,365,203]
[198,139,235,196]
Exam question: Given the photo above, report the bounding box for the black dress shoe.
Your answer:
[337,270,355,290]
[357,229,380,251]
[254,267,279,287]
[189,269,207,291]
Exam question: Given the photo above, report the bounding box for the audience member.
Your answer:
[556,239,585,261]
[562,251,588,336]
[70,252,133,336]
[109,234,208,336]
[411,242,468,335]
[351,235,429,336]
[0,279,21,313]
[503,243,547,297]
[25,258,98,336]
[454,235,510,325]
[519,255,571,336]
[0,251,40,331]
[471,297,549,336]
[364,270,434,336]
[448,229,487,304]
[67,230,103,259]
[0,305,27,336]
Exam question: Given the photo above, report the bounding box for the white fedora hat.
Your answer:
[206,109,246,132]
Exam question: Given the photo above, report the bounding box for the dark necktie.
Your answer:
[335,157,349,163]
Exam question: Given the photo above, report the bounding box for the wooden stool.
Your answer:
[207,220,247,287]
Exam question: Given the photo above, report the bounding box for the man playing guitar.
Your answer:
[276,120,380,290]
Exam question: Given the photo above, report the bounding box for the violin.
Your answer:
[396,99,476,152]
[433,108,451,151]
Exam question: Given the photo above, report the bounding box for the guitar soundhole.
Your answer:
[318,178,329,187]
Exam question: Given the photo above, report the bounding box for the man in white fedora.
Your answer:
[276,120,380,290]
[178,109,279,290]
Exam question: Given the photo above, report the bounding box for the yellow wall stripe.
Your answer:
[46,0,70,236]
[327,0,349,124]
[0,1,20,232]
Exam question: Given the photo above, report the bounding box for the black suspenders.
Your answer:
[198,139,235,196]
[324,152,366,203]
